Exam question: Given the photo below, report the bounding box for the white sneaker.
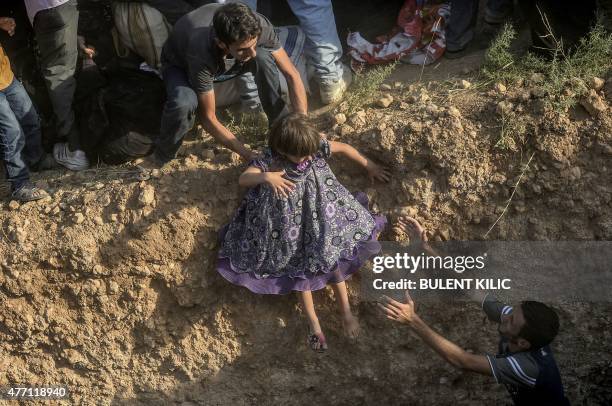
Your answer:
[53,143,89,171]
[320,66,353,105]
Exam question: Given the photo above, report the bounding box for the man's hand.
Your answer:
[241,148,258,163]
[379,290,494,377]
[0,17,16,36]
[365,159,391,183]
[378,292,418,324]
[265,171,295,198]
[198,91,256,162]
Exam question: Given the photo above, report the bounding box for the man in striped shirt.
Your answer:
[381,291,569,405]
[481,294,569,405]
[380,217,569,405]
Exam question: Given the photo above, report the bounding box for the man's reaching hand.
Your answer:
[378,291,419,324]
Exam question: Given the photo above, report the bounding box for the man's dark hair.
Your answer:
[269,113,320,158]
[213,2,262,46]
[519,301,560,349]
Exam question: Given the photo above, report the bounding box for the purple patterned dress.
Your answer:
[216,139,386,294]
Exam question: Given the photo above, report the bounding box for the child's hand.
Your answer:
[82,45,96,59]
[77,35,95,59]
[365,160,391,183]
[0,17,16,36]
[264,171,295,198]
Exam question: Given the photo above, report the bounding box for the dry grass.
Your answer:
[343,62,397,115]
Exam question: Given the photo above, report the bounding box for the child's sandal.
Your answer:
[307,330,328,352]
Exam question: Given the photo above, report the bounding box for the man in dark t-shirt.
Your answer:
[482,295,569,405]
[147,2,307,167]
[381,292,569,405]
[379,217,570,405]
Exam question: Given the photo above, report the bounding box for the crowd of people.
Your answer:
[1,0,607,199]
[1,1,600,404]
[0,0,352,200]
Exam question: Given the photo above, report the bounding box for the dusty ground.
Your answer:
[1,62,612,405]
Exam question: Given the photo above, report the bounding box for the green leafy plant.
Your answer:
[482,22,612,114]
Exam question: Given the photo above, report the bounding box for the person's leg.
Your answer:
[226,0,262,112]
[286,0,346,104]
[235,72,263,113]
[599,0,612,32]
[251,47,289,126]
[485,0,514,24]
[446,0,479,52]
[3,78,44,169]
[155,66,199,164]
[519,0,597,53]
[147,0,195,25]
[227,0,272,18]
[32,0,80,150]
[298,290,327,351]
[235,0,258,10]
[330,281,360,338]
[0,88,29,192]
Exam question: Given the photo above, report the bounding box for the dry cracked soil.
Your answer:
[1,63,612,405]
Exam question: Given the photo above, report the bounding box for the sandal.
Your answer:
[11,183,48,202]
[307,330,328,353]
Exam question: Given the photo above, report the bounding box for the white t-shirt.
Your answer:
[24,0,70,24]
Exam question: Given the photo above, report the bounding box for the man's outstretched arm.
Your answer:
[271,47,307,114]
[395,217,488,304]
[198,90,254,161]
[379,292,492,375]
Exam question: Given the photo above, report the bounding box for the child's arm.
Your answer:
[0,17,16,36]
[77,35,96,59]
[239,166,295,198]
[329,141,390,183]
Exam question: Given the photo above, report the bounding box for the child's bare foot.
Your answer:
[397,216,428,244]
[342,314,361,339]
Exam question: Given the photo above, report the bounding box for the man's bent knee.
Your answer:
[166,87,198,114]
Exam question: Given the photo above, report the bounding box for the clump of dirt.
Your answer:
[1,72,611,404]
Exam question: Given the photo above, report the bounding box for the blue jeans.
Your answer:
[156,47,288,163]
[241,0,344,84]
[0,78,43,191]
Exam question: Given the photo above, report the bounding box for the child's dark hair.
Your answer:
[269,113,320,157]
[213,2,262,46]
[519,301,560,349]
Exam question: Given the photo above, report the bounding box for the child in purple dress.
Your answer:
[217,113,389,351]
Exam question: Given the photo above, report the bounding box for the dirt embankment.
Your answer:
[1,71,611,405]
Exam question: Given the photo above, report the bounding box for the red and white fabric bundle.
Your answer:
[347,0,450,66]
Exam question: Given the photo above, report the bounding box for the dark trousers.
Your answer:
[0,78,43,191]
[518,0,597,52]
[446,0,513,51]
[146,0,219,24]
[155,46,288,163]
[32,0,80,150]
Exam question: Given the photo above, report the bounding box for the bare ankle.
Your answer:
[309,318,322,334]
[340,309,355,320]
